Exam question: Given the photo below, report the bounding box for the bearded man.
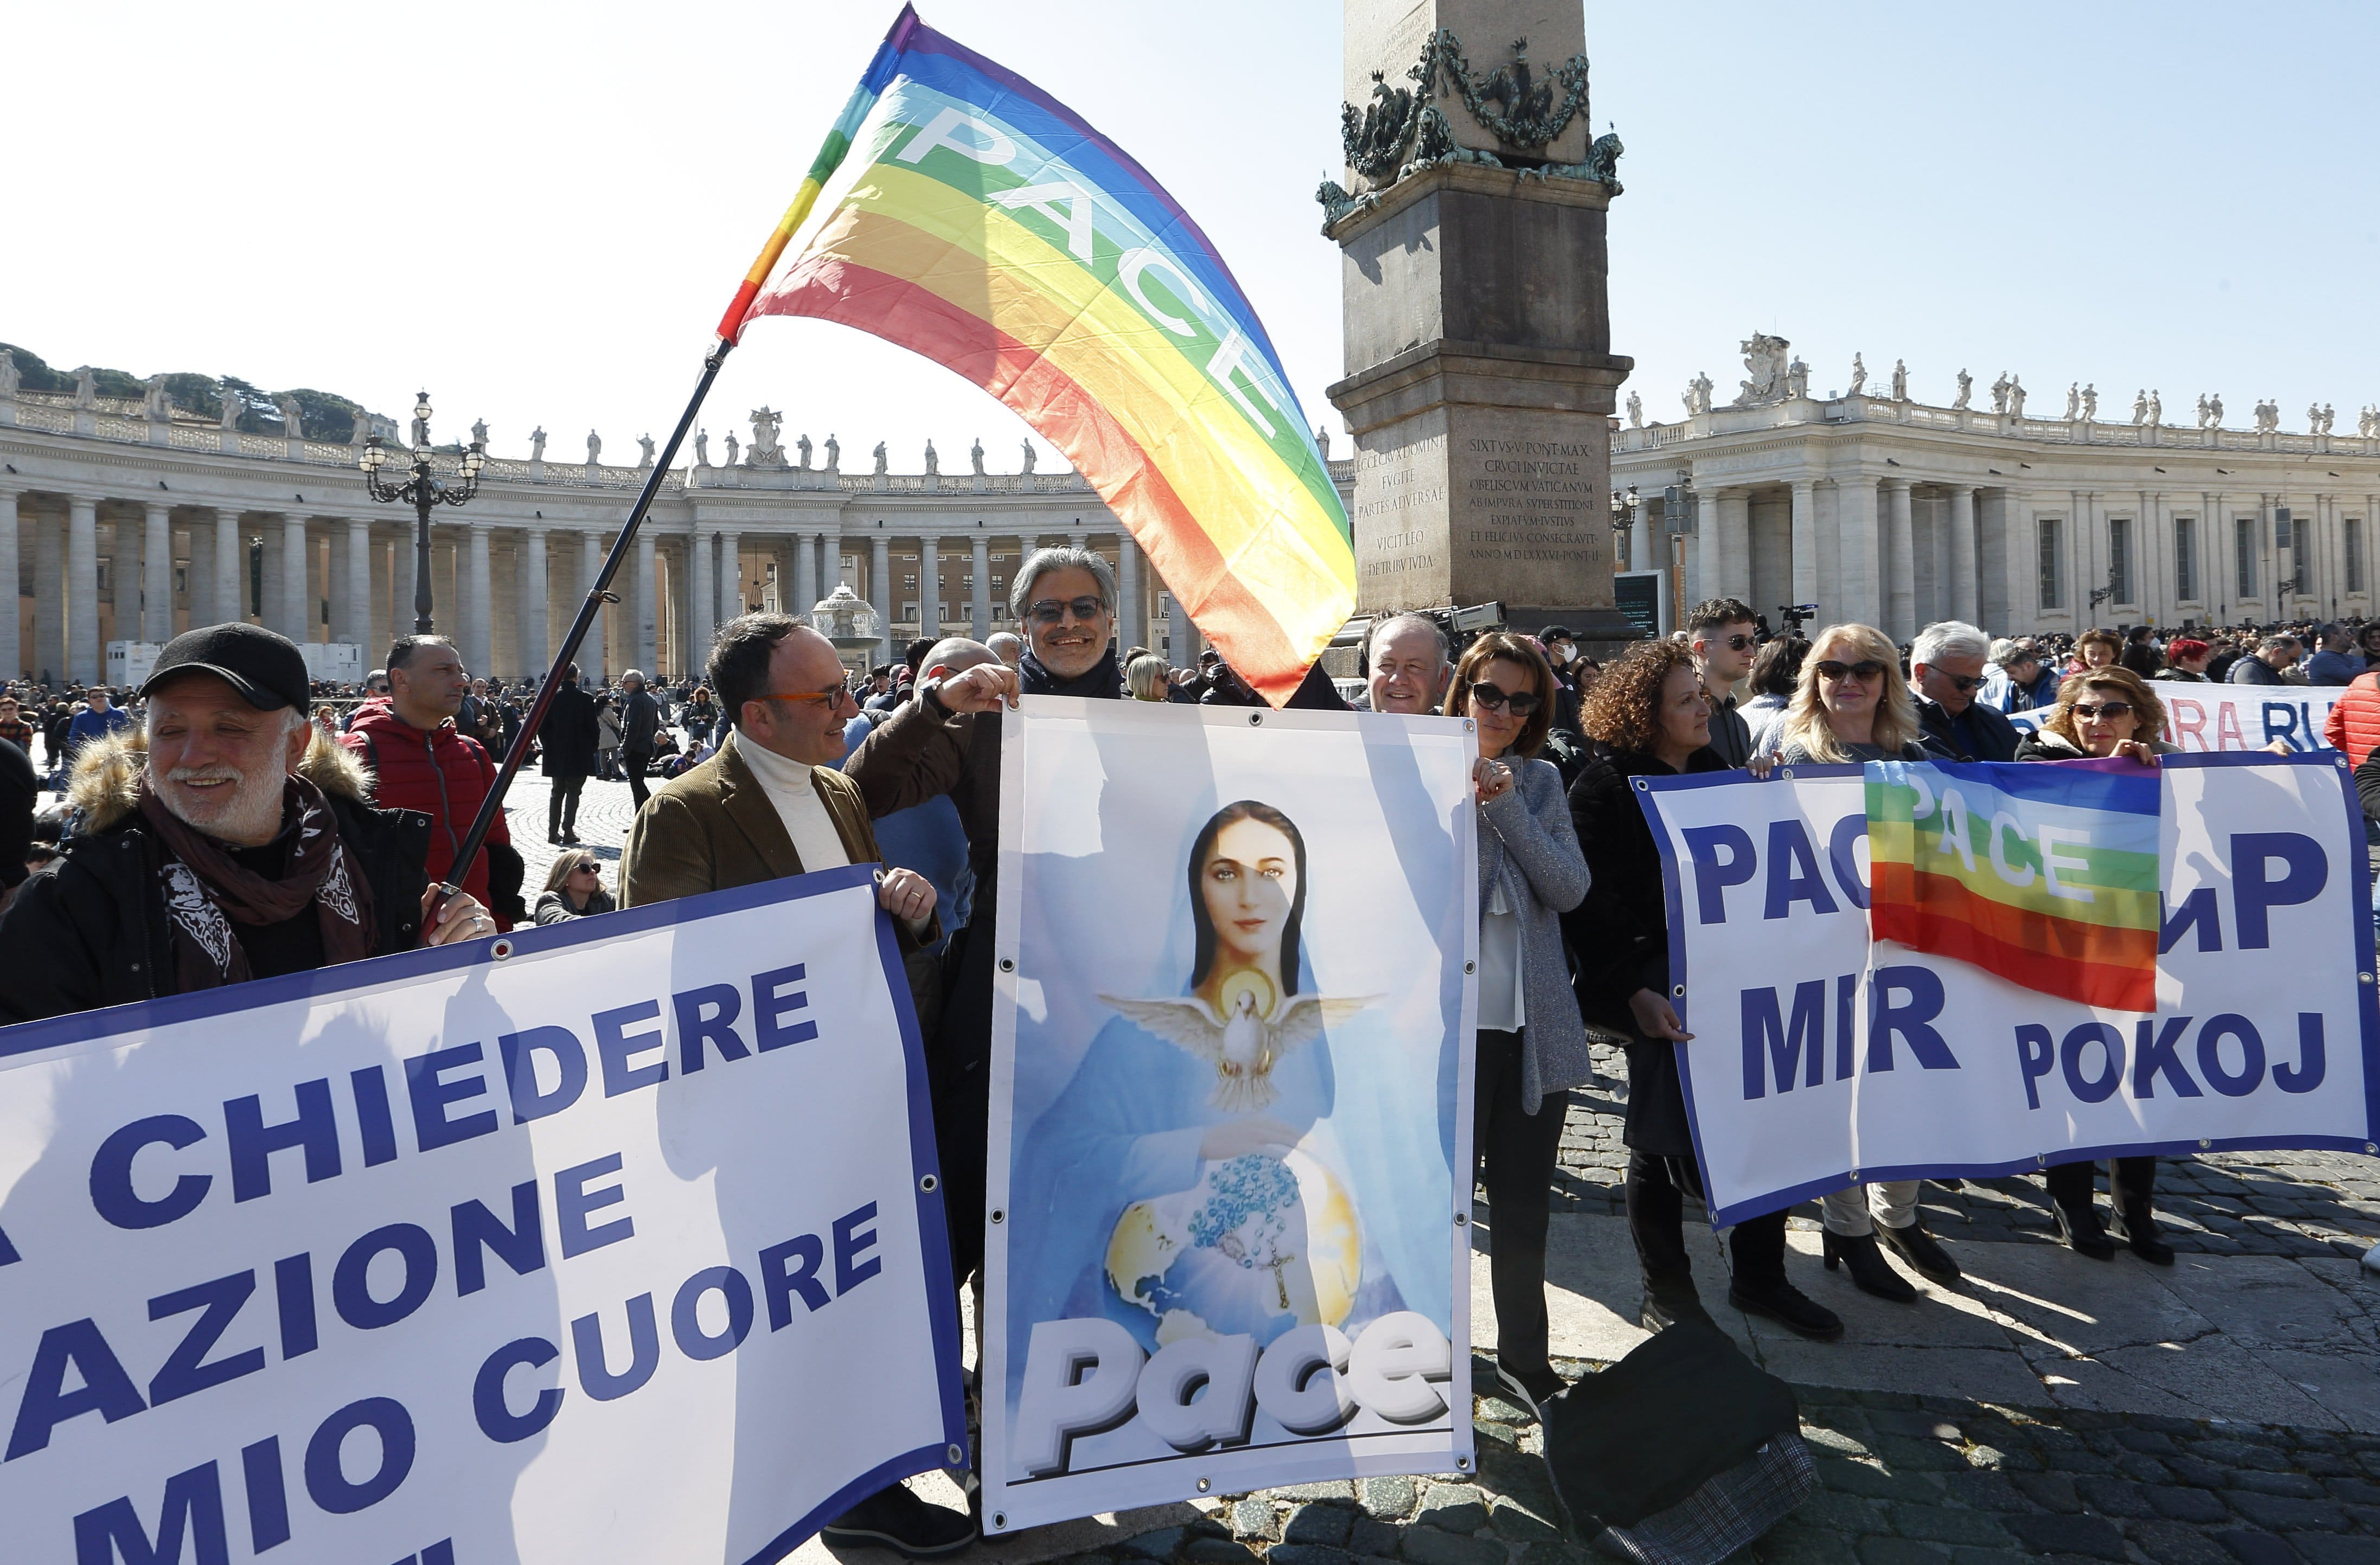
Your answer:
[0,624,491,1024]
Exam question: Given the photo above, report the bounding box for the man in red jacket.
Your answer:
[340,635,524,928]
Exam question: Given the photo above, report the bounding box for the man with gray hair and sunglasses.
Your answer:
[1910,619,2019,762]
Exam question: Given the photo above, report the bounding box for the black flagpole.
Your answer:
[431,335,734,917]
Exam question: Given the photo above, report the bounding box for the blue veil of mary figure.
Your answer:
[1005,799,1451,1429]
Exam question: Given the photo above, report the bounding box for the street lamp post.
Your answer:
[360,391,485,633]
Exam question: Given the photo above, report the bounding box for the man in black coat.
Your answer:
[1911,620,2019,763]
[0,624,492,1025]
[618,668,661,810]
[539,663,601,844]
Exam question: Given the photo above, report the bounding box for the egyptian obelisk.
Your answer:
[1325,0,1634,641]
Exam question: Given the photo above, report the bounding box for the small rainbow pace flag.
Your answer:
[718,5,1354,705]
[1866,757,2162,1012]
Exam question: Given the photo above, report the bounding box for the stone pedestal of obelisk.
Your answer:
[1326,0,1635,641]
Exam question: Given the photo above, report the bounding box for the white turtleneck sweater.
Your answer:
[731,732,850,871]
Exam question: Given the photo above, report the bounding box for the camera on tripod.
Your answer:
[1778,603,1820,634]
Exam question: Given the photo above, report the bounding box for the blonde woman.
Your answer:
[1771,623,1959,1302]
[1771,623,1934,766]
[1125,653,1173,702]
[534,850,615,923]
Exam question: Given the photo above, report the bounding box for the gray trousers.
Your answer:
[1821,1179,1921,1236]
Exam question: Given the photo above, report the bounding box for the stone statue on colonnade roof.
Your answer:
[970,437,986,476]
[825,433,840,472]
[1020,438,1035,474]
[0,349,18,397]
[1848,354,1866,396]
[797,432,812,470]
[2081,384,2098,420]
[1731,332,1789,406]
[530,426,547,461]
[143,375,171,423]
[748,407,786,467]
[71,367,97,409]
[1952,368,1972,409]
[277,399,303,439]
[695,429,709,466]
[872,440,887,475]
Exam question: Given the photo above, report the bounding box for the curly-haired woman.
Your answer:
[1772,623,1961,1304]
[1565,640,1844,1341]
[2014,665,2178,1265]
[1443,632,1592,1407]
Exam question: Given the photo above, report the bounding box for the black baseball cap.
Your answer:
[139,623,310,713]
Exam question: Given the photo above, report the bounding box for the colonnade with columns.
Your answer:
[1,484,1181,685]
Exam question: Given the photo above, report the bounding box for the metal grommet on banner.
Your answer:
[1196,1477,1212,1493]
[1249,711,1263,726]
[999,957,1016,973]
[2199,1138,2213,1150]
[1463,719,1474,732]
[1848,1169,1859,1182]
[1634,778,1650,791]
[990,1209,1006,1224]
[1781,767,1795,779]
[992,1513,1007,1531]
[948,1444,965,1466]
[1457,1455,1471,1471]
[1671,984,1685,998]
[1464,960,1476,974]
[490,938,514,961]
[1454,1212,1468,1227]
[919,1174,938,1194]
[2362,973,2374,985]
[2368,1143,2378,1156]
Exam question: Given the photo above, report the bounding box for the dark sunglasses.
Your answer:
[2072,700,2134,720]
[1715,633,1755,652]
[1028,596,1106,625]
[1467,681,1542,717]
[1815,660,1885,684]
[1940,672,1984,693]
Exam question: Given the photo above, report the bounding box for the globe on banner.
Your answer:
[1105,1149,1362,1351]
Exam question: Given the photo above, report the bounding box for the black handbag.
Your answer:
[1539,1317,1814,1565]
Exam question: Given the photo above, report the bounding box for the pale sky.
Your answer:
[7,3,2374,471]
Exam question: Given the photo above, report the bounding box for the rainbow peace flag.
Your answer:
[719,5,1354,705]
[1866,758,2162,1012]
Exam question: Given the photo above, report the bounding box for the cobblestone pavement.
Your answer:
[498,779,2380,1565]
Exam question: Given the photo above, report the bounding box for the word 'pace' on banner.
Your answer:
[1637,754,2379,1226]
[2005,679,2345,753]
[984,698,1479,1532]
[0,865,964,1565]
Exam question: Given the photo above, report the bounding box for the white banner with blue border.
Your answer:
[1635,753,2380,1227]
[0,862,964,1565]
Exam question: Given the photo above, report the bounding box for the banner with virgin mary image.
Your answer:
[980,698,1480,1531]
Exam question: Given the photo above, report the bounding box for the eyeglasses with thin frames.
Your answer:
[1028,596,1106,626]
[758,678,856,710]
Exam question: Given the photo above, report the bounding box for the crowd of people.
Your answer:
[5,568,2380,1556]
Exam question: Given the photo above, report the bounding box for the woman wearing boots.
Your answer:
[1444,634,1594,1409]
[1568,642,1843,1340]
[1771,623,1963,1301]
[2013,666,2177,1265]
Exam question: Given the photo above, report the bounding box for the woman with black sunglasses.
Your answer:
[1441,632,1591,1410]
[1773,623,1963,1304]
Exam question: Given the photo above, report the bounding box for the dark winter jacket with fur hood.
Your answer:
[0,728,432,1027]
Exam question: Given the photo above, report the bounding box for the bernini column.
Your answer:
[215,511,244,628]
[0,488,18,679]
[919,536,941,637]
[636,528,657,675]
[871,535,892,659]
[37,506,66,681]
[1947,485,1978,625]
[68,495,100,684]
[1790,479,1818,608]
[792,530,817,621]
[688,525,715,664]
[280,515,310,645]
[1883,478,1915,641]
[522,527,550,673]
[972,536,993,638]
[468,521,494,678]
[143,502,173,642]
[719,530,742,619]
[346,519,373,652]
